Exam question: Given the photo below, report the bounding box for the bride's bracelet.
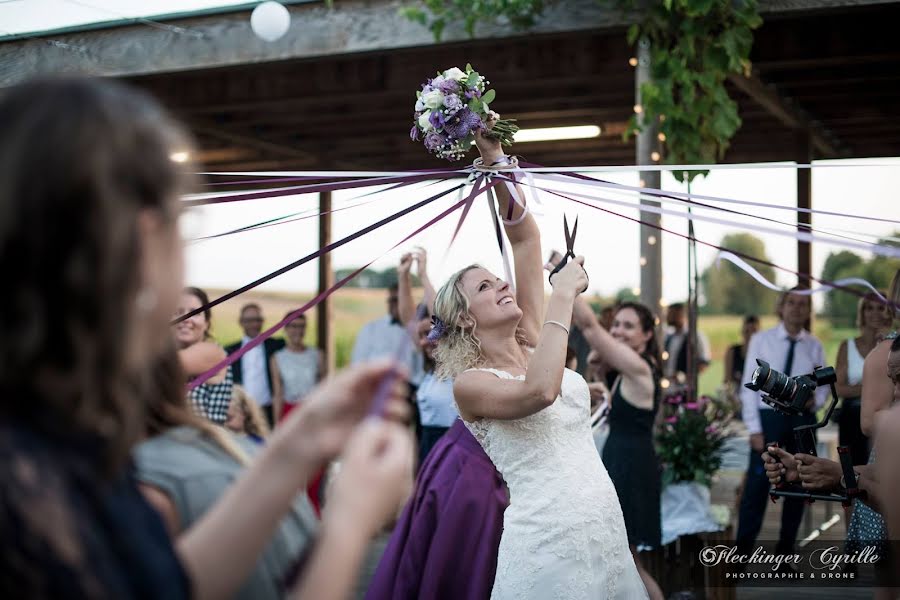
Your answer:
[544,320,570,336]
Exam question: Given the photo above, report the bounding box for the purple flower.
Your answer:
[685,402,699,410]
[665,396,680,405]
[410,125,419,141]
[665,416,678,424]
[429,110,446,130]
[464,87,482,99]
[424,131,446,152]
[437,79,460,95]
[426,315,448,342]
[705,425,718,435]
[443,107,482,140]
[443,94,463,111]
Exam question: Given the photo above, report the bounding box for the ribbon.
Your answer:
[173,183,464,325]
[513,177,900,259]
[188,186,481,390]
[715,251,888,301]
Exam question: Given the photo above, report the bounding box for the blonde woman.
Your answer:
[225,385,271,444]
[429,123,646,599]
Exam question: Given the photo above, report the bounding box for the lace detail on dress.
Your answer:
[460,367,647,599]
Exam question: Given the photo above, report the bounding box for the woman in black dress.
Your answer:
[573,300,664,600]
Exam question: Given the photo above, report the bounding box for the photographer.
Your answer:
[736,287,828,557]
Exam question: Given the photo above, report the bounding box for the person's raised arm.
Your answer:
[179,342,226,378]
[571,297,652,382]
[454,259,587,421]
[414,248,437,314]
[397,253,416,326]
[861,339,893,437]
[176,361,410,600]
[290,420,413,600]
[474,119,542,344]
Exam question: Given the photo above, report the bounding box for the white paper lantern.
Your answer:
[251,1,290,42]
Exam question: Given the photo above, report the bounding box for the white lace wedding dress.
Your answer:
[464,367,648,599]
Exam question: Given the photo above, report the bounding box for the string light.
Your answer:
[631,287,641,296]
[662,351,670,360]
[648,235,657,245]
[659,114,667,122]
[639,256,647,266]
[651,151,661,162]
[657,132,666,142]
[660,378,671,389]
[659,299,668,308]
[170,151,190,163]
[633,104,643,114]
[629,57,638,67]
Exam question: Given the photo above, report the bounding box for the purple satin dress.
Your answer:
[365,419,508,600]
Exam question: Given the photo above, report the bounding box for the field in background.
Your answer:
[206,288,855,394]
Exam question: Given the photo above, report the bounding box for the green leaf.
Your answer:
[481,89,496,104]
[627,24,640,45]
[466,63,473,73]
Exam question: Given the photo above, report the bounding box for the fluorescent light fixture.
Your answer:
[512,125,601,143]
[169,151,190,163]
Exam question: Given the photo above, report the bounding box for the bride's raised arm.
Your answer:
[474,122,543,345]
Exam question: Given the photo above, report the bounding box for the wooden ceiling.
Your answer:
[127,3,900,172]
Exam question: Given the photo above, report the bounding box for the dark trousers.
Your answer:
[418,425,450,468]
[838,397,870,466]
[736,409,816,555]
[262,405,275,429]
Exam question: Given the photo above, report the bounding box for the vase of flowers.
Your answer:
[656,393,736,545]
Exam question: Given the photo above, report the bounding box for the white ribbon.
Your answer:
[715,251,887,301]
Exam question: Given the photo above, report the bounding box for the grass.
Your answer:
[203,288,855,387]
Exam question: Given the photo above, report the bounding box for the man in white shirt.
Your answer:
[351,285,424,384]
[224,303,285,427]
[736,288,827,556]
[663,302,711,380]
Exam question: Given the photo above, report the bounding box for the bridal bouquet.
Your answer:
[410,64,518,161]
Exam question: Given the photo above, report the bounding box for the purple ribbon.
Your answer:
[172,183,464,325]
[188,182,497,391]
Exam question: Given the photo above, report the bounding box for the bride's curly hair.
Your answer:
[432,264,529,379]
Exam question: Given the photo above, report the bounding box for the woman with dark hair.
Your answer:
[571,299,664,600]
[0,76,414,599]
[174,286,234,424]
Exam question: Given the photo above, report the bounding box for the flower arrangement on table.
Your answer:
[410,64,518,161]
[656,393,736,488]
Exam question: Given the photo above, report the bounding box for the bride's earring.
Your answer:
[136,287,158,313]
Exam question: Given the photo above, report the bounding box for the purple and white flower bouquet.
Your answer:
[410,64,518,161]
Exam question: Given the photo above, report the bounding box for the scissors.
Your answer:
[548,215,589,292]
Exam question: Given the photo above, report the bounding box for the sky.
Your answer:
[4,1,899,305]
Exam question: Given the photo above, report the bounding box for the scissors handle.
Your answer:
[548,251,574,285]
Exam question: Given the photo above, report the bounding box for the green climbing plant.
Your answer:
[401,0,762,183]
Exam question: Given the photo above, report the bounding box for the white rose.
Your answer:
[432,75,446,86]
[422,90,444,110]
[414,97,425,112]
[418,110,432,131]
[443,67,466,81]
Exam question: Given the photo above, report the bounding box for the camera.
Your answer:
[745,359,836,416]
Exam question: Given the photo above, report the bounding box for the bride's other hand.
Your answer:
[550,256,587,296]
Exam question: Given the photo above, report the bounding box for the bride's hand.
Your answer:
[550,256,588,296]
[474,111,503,163]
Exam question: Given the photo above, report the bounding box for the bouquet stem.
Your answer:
[483,118,519,147]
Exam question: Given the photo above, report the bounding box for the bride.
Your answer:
[429,123,648,599]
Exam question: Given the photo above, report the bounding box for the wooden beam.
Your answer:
[189,122,318,165]
[728,72,844,157]
[317,191,334,374]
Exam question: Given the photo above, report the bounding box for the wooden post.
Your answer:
[636,38,663,326]
[317,191,335,373]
